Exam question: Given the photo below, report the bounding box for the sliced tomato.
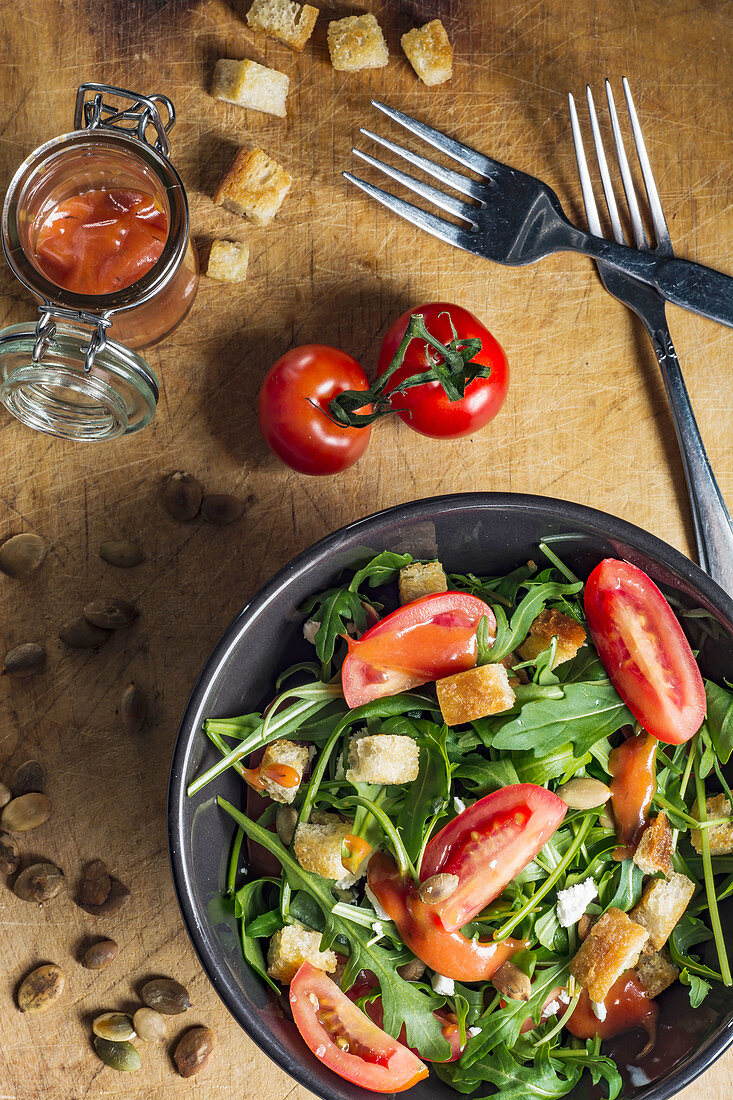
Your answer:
[609,730,657,859]
[349,983,463,1062]
[341,591,495,708]
[419,784,567,932]
[367,851,524,981]
[584,559,705,744]
[567,971,657,1042]
[289,962,428,1093]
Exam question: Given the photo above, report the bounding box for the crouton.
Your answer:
[518,609,586,668]
[399,561,448,604]
[211,59,290,118]
[327,13,388,71]
[293,812,362,885]
[436,663,515,726]
[635,946,680,999]
[246,0,319,51]
[206,240,250,283]
[259,739,310,803]
[634,812,672,875]
[691,794,733,854]
[214,147,293,226]
[630,872,696,952]
[346,734,419,785]
[569,907,649,1002]
[401,19,453,86]
[267,924,337,984]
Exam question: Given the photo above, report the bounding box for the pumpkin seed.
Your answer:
[276,805,298,846]
[0,782,10,809]
[2,642,47,676]
[82,939,119,970]
[99,539,145,568]
[397,959,426,982]
[59,617,111,649]
[132,1006,167,1043]
[83,599,138,630]
[79,876,130,916]
[164,471,202,522]
[93,1037,141,1072]
[93,1012,135,1042]
[78,859,111,908]
[598,805,615,830]
[201,494,246,526]
[556,778,611,810]
[1,792,51,832]
[13,862,64,903]
[174,1026,216,1078]
[0,533,46,577]
[0,831,20,874]
[10,759,43,797]
[491,960,531,1002]
[17,963,64,1013]
[121,683,147,735]
[417,873,459,906]
[141,977,190,1015]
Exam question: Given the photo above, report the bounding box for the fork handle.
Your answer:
[649,325,733,594]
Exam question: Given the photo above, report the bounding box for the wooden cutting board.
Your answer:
[0,0,730,1096]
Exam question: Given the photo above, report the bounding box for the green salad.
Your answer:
[187,545,733,1099]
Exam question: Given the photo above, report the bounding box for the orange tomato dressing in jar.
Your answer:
[33,188,168,295]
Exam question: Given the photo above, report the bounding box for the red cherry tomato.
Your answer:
[258,345,371,475]
[341,591,495,708]
[367,852,524,981]
[289,962,428,1093]
[420,785,567,932]
[379,303,509,438]
[584,559,706,744]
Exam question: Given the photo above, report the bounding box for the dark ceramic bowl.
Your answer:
[169,493,733,1100]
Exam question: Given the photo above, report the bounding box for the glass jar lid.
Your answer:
[0,321,158,441]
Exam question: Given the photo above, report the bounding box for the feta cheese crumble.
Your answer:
[556,877,598,927]
[453,796,467,815]
[431,973,455,996]
[303,618,320,643]
[365,882,390,921]
[591,1000,607,1022]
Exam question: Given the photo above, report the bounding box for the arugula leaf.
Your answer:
[472,1043,583,1100]
[395,721,452,867]
[219,797,451,1061]
[349,550,413,592]
[552,1043,622,1099]
[679,968,712,1007]
[234,880,281,992]
[705,679,733,764]
[453,753,520,794]
[485,580,584,664]
[603,859,645,911]
[299,587,366,676]
[492,680,634,758]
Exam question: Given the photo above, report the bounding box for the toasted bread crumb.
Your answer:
[436,662,515,726]
[399,561,448,604]
[259,739,310,803]
[635,946,680,998]
[214,147,293,226]
[346,734,420,785]
[206,240,250,283]
[327,13,388,71]
[401,20,453,86]
[633,812,672,875]
[518,609,586,668]
[691,794,733,854]
[569,907,649,1002]
[630,872,696,952]
[294,813,362,885]
[267,924,337,983]
[246,0,319,51]
[211,58,290,117]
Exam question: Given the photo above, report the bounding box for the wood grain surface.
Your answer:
[0,0,731,1096]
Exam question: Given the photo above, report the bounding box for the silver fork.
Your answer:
[570,79,733,594]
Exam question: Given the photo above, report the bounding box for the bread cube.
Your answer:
[267,924,337,984]
[399,561,448,604]
[206,240,250,283]
[436,663,515,726]
[327,14,388,71]
[691,794,733,854]
[214,147,293,226]
[259,739,310,803]
[246,0,319,51]
[635,946,680,999]
[518,609,586,668]
[630,872,696,952]
[633,812,672,875]
[294,812,362,885]
[346,734,419,785]
[569,906,649,1002]
[211,58,290,118]
[401,19,453,86]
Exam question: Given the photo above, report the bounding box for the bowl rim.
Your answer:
[168,491,733,1100]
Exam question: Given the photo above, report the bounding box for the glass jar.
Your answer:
[0,83,199,441]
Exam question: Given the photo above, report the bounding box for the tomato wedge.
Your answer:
[584,559,705,744]
[419,784,567,932]
[290,962,428,1093]
[342,592,496,708]
[367,852,524,981]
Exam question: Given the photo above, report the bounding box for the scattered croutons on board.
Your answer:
[206,240,250,283]
[259,739,310,803]
[569,906,649,1002]
[267,924,337,983]
[346,734,420,785]
[518,609,586,668]
[398,561,448,604]
[211,59,290,117]
[436,662,515,726]
[635,946,680,999]
[327,13,389,71]
[214,148,293,226]
[691,794,733,854]
[633,811,672,875]
[401,19,453,86]
[293,812,362,885]
[246,0,319,51]
[630,872,696,952]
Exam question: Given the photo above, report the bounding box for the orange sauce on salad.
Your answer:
[609,730,657,859]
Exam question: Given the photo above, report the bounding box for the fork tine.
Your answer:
[359,128,486,201]
[585,85,626,245]
[568,93,603,236]
[622,77,672,250]
[371,99,503,178]
[343,172,475,251]
[351,149,478,224]
[605,81,647,249]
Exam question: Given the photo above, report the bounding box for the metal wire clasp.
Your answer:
[74,82,175,159]
[32,305,112,373]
